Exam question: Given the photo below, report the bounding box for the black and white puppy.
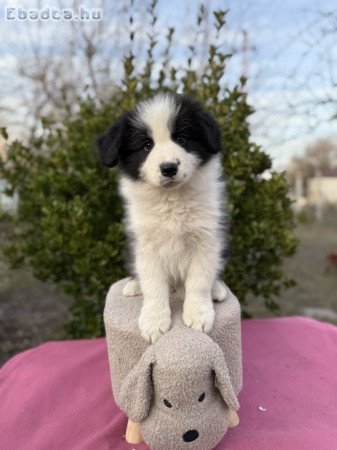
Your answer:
[97,93,227,343]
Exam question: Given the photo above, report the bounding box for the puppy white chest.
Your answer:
[121,173,223,284]
[137,194,201,251]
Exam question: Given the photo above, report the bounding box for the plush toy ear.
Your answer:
[96,113,127,167]
[211,344,239,411]
[118,346,156,423]
[198,108,222,154]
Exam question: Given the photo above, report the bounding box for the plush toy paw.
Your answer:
[123,278,142,297]
[182,303,215,333]
[212,279,227,302]
[138,306,172,343]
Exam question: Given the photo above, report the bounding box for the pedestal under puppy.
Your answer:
[97,93,228,343]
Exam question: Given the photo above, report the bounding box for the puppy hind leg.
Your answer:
[212,279,227,302]
[123,278,142,297]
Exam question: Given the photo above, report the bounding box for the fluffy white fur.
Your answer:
[99,94,228,343]
[121,157,227,343]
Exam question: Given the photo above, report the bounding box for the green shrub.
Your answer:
[0,7,297,338]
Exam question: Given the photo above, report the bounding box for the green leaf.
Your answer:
[0,127,8,140]
[0,2,297,338]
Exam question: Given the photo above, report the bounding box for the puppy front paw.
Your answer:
[138,306,172,343]
[123,278,142,297]
[212,279,227,302]
[183,303,215,333]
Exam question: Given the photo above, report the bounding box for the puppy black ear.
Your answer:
[96,114,127,167]
[199,109,222,154]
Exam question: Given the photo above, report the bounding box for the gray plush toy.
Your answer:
[104,279,242,450]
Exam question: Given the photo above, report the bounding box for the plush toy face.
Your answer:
[118,328,239,450]
[141,367,230,450]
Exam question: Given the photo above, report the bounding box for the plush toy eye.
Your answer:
[198,392,205,402]
[176,135,187,145]
[143,140,153,151]
[163,399,172,408]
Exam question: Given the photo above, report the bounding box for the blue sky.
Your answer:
[158,0,337,168]
[0,0,336,169]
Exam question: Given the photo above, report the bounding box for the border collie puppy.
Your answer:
[97,93,227,343]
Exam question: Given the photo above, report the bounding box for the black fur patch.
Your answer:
[171,96,222,164]
[118,118,153,180]
[96,113,128,167]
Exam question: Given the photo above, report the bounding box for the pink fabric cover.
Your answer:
[1,317,337,450]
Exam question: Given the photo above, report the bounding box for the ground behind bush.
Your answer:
[1,222,336,366]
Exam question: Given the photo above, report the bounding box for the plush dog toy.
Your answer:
[104,279,242,450]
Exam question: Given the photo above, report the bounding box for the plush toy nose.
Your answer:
[160,162,178,177]
[183,429,199,442]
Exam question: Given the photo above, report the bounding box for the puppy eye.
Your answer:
[198,393,205,402]
[176,135,187,145]
[163,399,172,408]
[143,140,153,151]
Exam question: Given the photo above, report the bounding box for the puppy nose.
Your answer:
[160,162,178,177]
[183,429,199,442]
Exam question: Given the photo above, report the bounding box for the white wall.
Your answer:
[308,177,337,204]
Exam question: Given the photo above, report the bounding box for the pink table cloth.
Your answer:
[1,317,337,450]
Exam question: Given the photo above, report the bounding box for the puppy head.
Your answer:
[97,93,222,188]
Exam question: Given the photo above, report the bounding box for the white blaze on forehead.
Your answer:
[134,94,179,143]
